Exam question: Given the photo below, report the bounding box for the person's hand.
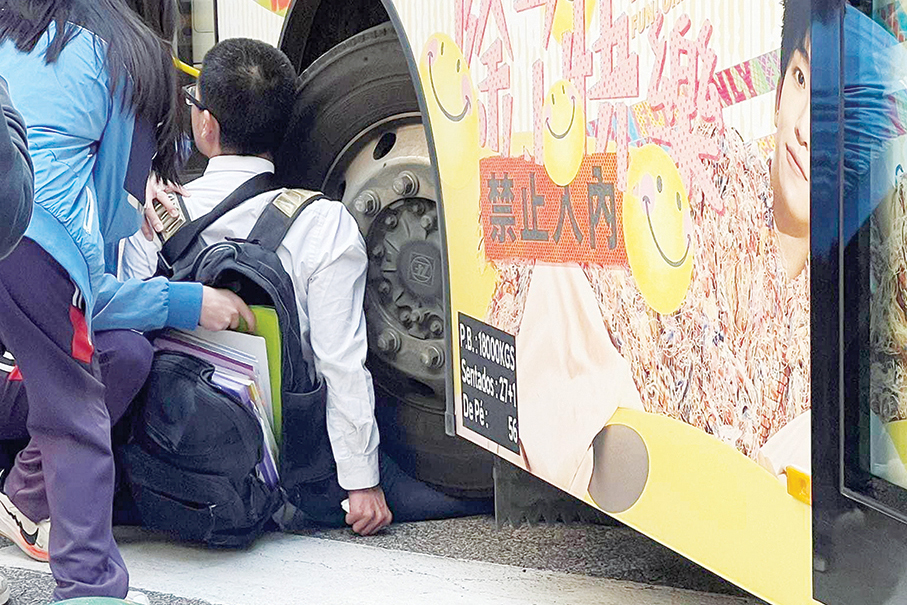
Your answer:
[345,486,392,536]
[141,173,189,241]
[199,286,256,332]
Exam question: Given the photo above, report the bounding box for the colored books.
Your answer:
[153,325,280,489]
[177,327,274,429]
[209,371,279,489]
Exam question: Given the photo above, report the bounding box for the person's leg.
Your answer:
[284,452,493,531]
[0,355,30,442]
[2,329,153,522]
[0,239,128,600]
[95,330,154,427]
[283,474,349,529]
[377,453,493,523]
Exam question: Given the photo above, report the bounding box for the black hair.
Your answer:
[780,0,846,79]
[780,0,811,80]
[0,0,181,182]
[123,0,176,42]
[198,38,296,157]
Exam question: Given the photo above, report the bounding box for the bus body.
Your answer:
[173,2,907,604]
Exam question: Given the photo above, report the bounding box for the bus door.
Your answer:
[812,1,907,603]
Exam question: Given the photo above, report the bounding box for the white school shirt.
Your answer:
[122,155,379,491]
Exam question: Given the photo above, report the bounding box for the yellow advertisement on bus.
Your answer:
[388,1,813,603]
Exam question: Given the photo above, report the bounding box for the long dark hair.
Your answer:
[0,0,180,182]
[123,0,177,41]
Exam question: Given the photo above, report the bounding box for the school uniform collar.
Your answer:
[203,155,275,178]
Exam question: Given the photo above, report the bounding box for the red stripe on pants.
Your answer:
[69,305,93,363]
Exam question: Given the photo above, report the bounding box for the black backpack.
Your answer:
[120,351,282,547]
[120,174,336,547]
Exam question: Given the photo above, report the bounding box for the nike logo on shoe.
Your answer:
[0,492,48,561]
[0,500,38,545]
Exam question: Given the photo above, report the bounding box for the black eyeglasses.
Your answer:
[182,83,214,118]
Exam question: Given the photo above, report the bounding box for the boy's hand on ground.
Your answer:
[141,174,189,241]
[199,286,256,332]
[345,486,392,536]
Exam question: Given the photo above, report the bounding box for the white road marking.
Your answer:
[0,529,757,605]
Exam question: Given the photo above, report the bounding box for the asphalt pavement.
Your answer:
[0,514,768,605]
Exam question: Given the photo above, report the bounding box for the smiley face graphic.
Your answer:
[543,80,585,186]
[419,34,480,189]
[622,144,694,314]
[552,0,598,45]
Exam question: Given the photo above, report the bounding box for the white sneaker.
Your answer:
[0,491,49,561]
[0,572,9,605]
[126,589,151,604]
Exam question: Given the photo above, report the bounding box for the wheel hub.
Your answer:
[325,118,446,395]
[368,199,444,341]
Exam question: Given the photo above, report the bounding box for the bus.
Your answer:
[172,1,907,604]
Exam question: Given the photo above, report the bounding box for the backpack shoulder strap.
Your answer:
[159,172,278,275]
[247,188,325,251]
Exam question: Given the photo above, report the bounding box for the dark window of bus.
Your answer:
[840,0,907,519]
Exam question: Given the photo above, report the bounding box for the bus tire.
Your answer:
[277,23,494,499]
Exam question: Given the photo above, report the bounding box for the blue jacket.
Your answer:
[0,23,201,331]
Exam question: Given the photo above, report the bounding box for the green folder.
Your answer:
[249,306,283,444]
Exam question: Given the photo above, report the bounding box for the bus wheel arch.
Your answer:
[279,0,390,75]
[276,21,494,498]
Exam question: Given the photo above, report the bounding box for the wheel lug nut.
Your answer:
[399,309,411,324]
[420,345,444,369]
[384,214,398,228]
[420,215,435,231]
[371,245,385,259]
[354,190,380,215]
[376,329,401,354]
[377,280,391,295]
[393,171,419,196]
[429,318,444,336]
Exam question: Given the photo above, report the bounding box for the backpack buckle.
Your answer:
[157,250,175,278]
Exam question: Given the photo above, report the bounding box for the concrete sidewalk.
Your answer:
[0,528,760,605]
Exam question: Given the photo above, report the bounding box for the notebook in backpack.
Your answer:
[157,177,336,485]
[121,178,336,547]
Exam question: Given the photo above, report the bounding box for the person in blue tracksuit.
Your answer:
[0,0,255,601]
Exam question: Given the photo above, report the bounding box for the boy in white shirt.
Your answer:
[125,38,492,534]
